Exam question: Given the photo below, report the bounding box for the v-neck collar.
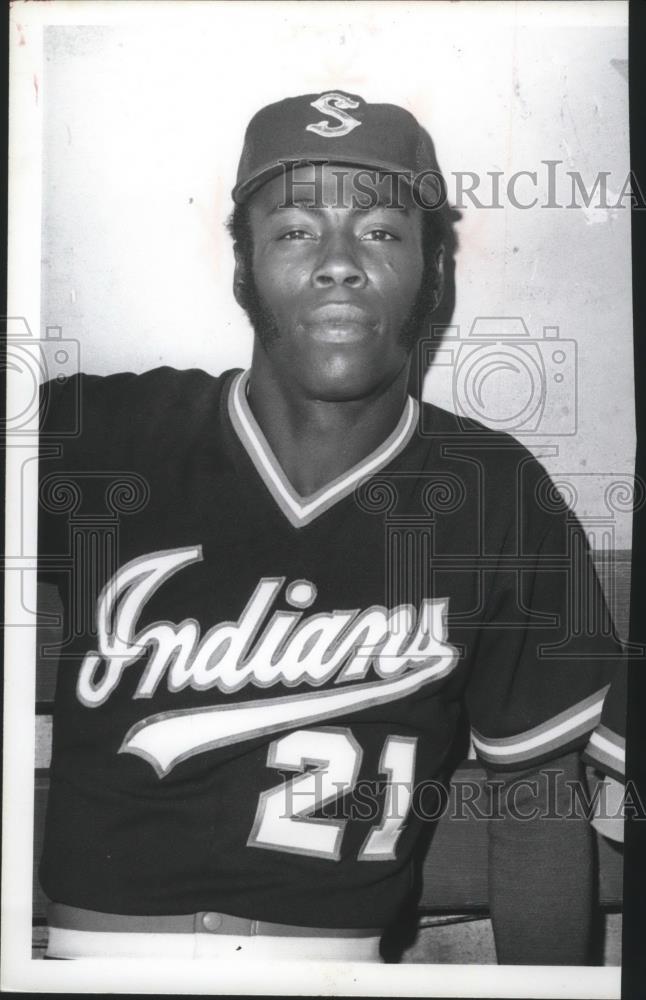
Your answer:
[227,370,419,529]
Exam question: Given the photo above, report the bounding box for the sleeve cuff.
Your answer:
[471,686,609,771]
[581,724,625,782]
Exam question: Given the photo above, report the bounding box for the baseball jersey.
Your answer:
[37,367,625,928]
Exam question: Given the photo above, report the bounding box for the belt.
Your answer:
[47,903,381,938]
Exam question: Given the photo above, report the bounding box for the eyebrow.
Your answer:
[268,197,411,216]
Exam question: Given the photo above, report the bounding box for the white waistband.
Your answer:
[46,926,383,962]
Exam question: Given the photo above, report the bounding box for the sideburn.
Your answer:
[235,254,282,348]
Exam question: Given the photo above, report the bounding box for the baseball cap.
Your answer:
[232,90,445,206]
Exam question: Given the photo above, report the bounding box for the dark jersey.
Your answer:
[37,367,624,927]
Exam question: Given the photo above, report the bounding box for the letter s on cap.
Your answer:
[306,92,362,138]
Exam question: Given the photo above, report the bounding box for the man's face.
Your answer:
[239,164,425,402]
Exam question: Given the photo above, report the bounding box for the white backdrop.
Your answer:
[35,1,634,552]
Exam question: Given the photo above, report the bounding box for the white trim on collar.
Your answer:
[228,370,419,529]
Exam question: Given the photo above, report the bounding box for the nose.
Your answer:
[312,234,368,289]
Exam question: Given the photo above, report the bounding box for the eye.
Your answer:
[360,229,397,242]
[279,229,316,241]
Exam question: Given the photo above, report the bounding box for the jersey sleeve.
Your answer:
[581,662,626,782]
[465,467,625,776]
[38,371,137,583]
[38,374,85,583]
[38,366,229,584]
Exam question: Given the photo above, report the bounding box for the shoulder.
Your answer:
[113,366,236,422]
[40,366,242,463]
[41,366,239,428]
[416,399,571,534]
[418,399,555,477]
[44,365,234,403]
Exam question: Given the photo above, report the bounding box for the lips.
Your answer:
[306,302,377,341]
[312,301,369,316]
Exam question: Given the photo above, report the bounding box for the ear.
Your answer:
[233,246,248,309]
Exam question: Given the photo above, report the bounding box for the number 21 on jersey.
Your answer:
[247,728,417,861]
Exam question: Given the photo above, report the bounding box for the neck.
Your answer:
[247,347,412,497]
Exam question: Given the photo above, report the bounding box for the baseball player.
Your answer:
[37,92,625,963]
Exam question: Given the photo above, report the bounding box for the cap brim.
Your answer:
[232,155,433,205]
